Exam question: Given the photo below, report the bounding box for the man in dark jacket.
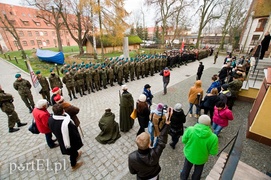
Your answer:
[0,86,27,133]
[128,118,170,179]
[160,67,170,95]
[48,104,83,171]
[196,62,204,80]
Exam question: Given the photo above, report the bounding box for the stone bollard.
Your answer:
[7,54,11,61]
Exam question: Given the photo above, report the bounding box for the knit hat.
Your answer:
[221,84,228,90]
[122,84,128,90]
[198,115,211,126]
[174,103,182,112]
[52,87,60,94]
[138,94,146,102]
[156,103,164,111]
[54,94,64,103]
[35,70,41,75]
[144,84,151,89]
[15,73,21,78]
[36,99,48,109]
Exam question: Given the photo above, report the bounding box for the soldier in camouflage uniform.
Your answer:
[62,70,78,101]
[48,69,63,92]
[145,58,150,77]
[123,61,130,83]
[117,62,123,86]
[135,60,141,80]
[150,57,155,76]
[13,74,35,113]
[107,65,115,86]
[93,66,101,91]
[100,66,108,89]
[141,60,145,78]
[0,86,27,133]
[74,68,86,97]
[84,65,95,94]
[129,60,135,81]
[36,71,51,105]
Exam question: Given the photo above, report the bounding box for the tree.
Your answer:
[60,0,91,55]
[146,0,194,47]
[136,25,144,40]
[130,26,136,35]
[218,0,250,51]
[0,13,26,58]
[27,0,64,52]
[196,0,224,48]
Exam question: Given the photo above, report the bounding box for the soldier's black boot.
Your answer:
[69,94,73,101]
[88,89,90,94]
[9,127,20,133]
[17,122,27,127]
[29,107,33,113]
[83,91,87,95]
[73,93,78,99]
[79,92,83,97]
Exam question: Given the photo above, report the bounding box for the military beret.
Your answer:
[15,73,21,78]
[64,70,68,73]
[81,62,85,64]
[50,68,54,72]
[35,70,41,75]
[66,64,70,68]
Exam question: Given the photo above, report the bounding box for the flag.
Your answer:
[26,57,42,94]
[180,38,185,53]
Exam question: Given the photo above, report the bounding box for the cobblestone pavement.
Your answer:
[0,56,270,180]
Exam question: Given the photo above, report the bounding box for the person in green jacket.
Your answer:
[180,115,218,180]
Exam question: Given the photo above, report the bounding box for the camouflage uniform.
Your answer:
[48,73,63,90]
[135,61,141,80]
[100,68,108,89]
[107,66,114,86]
[13,78,35,112]
[74,69,86,96]
[84,68,95,93]
[93,69,101,91]
[123,63,129,83]
[37,74,51,104]
[150,58,155,76]
[62,72,77,101]
[145,59,150,77]
[141,61,145,78]
[117,63,123,85]
[129,61,135,81]
[0,89,26,131]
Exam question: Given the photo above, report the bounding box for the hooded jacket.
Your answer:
[188,80,203,104]
[213,106,234,127]
[182,123,218,165]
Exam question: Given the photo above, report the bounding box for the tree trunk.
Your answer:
[56,28,63,52]
[98,0,104,60]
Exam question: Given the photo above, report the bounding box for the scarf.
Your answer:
[53,112,74,149]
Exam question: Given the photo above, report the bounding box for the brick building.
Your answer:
[0,3,78,52]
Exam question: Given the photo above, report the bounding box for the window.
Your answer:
[35,31,40,36]
[256,18,267,32]
[23,21,29,26]
[37,40,42,45]
[18,31,24,37]
[52,31,55,36]
[30,40,35,45]
[46,40,50,44]
[66,30,69,34]
[250,35,260,45]
[35,22,41,26]
[44,31,48,36]
[22,41,28,46]
[9,11,13,15]
[8,20,16,25]
[13,41,18,47]
[28,31,32,36]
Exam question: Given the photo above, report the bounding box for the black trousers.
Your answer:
[180,157,204,180]
[70,149,79,167]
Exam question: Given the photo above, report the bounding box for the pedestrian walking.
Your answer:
[48,104,84,171]
[142,84,153,107]
[160,67,170,95]
[180,115,218,180]
[196,62,204,80]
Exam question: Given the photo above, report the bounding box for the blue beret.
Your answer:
[50,68,54,72]
[35,70,41,75]
[15,73,21,78]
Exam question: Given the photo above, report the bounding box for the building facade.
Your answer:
[0,3,78,52]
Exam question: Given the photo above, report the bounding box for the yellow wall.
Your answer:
[249,87,271,138]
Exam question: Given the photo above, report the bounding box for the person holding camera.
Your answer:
[128,111,171,179]
[159,67,170,95]
[169,103,186,149]
[149,103,171,148]
[0,85,27,133]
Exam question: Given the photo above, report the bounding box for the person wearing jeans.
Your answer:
[180,115,218,180]
[188,80,203,118]
[212,101,234,136]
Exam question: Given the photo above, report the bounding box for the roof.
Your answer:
[253,0,271,18]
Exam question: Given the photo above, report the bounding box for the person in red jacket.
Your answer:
[212,101,234,136]
[32,99,58,148]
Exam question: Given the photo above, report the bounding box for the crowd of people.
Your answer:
[0,50,249,177]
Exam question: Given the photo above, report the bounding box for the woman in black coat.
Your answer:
[136,94,150,136]
[202,88,220,120]
[169,103,186,149]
